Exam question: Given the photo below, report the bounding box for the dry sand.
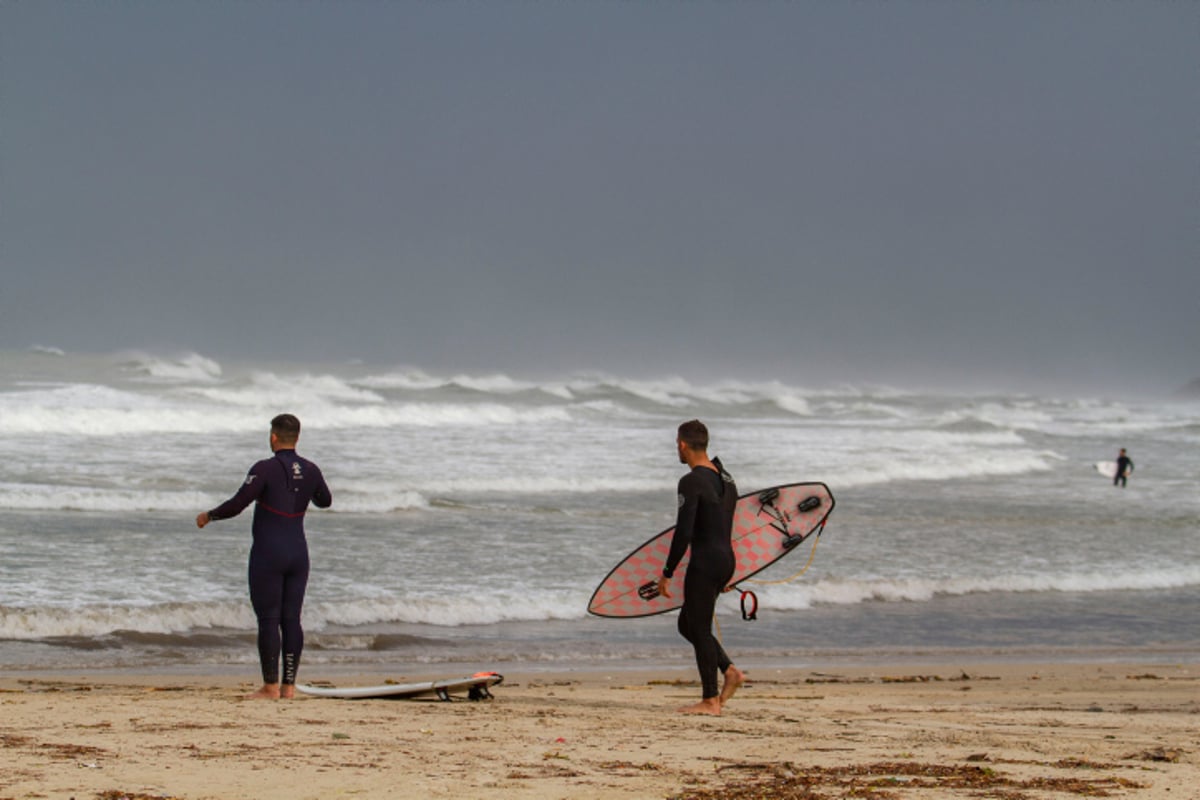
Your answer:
[1,661,1196,799]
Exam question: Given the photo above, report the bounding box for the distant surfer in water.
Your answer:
[1114,448,1133,488]
[656,419,745,715]
[196,414,332,699]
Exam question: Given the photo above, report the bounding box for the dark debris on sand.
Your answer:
[667,760,1146,799]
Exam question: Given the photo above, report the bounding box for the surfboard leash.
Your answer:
[747,520,824,586]
[734,520,827,621]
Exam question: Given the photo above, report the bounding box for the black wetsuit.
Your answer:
[1114,454,1133,487]
[663,458,738,699]
[208,449,331,685]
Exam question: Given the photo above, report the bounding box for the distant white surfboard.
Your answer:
[297,672,502,701]
[1095,461,1133,479]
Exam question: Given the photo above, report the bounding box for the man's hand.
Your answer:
[657,575,672,599]
[195,511,210,529]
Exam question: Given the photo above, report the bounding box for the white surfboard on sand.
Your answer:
[297,672,502,701]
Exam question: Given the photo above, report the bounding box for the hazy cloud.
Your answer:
[2,2,1196,393]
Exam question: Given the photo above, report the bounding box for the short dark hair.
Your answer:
[677,419,709,451]
[271,414,301,442]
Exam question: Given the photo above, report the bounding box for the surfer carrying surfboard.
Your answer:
[195,414,332,700]
[1114,448,1134,488]
[655,420,745,716]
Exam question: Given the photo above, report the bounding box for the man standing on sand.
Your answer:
[656,419,745,715]
[196,414,331,699]
[1114,448,1134,488]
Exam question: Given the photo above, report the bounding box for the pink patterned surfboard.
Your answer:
[587,482,835,618]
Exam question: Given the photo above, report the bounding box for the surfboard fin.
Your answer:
[468,684,494,701]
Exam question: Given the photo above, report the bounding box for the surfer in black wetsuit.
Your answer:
[1114,448,1133,488]
[656,419,745,716]
[196,414,331,700]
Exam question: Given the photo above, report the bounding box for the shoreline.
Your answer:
[2,658,1195,799]
[2,638,1197,679]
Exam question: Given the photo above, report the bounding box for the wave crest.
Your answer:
[755,567,1200,610]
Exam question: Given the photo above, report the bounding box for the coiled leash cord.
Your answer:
[735,520,826,622]
[714,520,827,641]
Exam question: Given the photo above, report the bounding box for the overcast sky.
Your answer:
[2,2,1196,392]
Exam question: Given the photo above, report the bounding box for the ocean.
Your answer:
[1,349,1197,675]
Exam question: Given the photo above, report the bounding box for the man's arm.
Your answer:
[662,475,699,579]
[197,464,266,527]
[310,465,332,509]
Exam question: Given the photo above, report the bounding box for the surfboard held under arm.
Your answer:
[1095,460,1133,479]
[588,482,835,618]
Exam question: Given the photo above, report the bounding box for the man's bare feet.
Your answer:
[719,665,745,706]
[280,684,296,700]
[243,683,282,700]
[677,697,722,716]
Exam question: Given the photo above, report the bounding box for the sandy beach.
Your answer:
[1,660,1195,800]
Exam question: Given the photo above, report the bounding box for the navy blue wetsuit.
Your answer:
[208,450,331,685]
[663,457,737,699]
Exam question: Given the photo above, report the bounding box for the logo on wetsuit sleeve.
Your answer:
[244,475,257,486]
[677,493,685,508]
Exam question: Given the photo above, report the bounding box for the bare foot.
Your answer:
[677,698,722,716]
[719,665,745,706]
[243,683,282,700]
[280,684,296,700]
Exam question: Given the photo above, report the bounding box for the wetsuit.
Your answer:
[1114,454,1133,487]
[208,449,331,685]
[663,457,738,699]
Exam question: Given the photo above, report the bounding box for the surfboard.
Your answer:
[1095,461,1133,478]
[588,482,835,618]
[296,672,502,701]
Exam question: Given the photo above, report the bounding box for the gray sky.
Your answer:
[2,2,1196,393]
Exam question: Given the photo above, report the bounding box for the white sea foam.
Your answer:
[356,369,575,399]
[188,370,386,407]
[0,483,216,513]
[445,373,539,394]
[310,402,572,429]
[412,474,671,496]
[307,590,586,628]
[121,352,223,383]
[771,434,1057,491]
[0,385,571,438]
[770,394,814,416]
[0,391,251,436]
[7,561,1197,641]
[0,383,229,436]
[331,488,429,513]
[755,566,1200,611]
[0,477,657,513]
[0,601,252,640]
[354,368,451,391]
[0,590,587,639]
